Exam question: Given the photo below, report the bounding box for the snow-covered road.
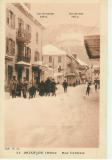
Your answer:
[5,84,99,148]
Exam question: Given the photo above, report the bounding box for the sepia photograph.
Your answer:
[5,2,100,148]
[0,0,107,158]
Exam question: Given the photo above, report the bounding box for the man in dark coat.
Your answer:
[22,77,28,98]
[16,80,22,97]
[10,76,17,98]
[38,81,45,96]
[86,83,91,96]
[28,85,36,98]
[62,80,68,93]
[94,81,98,92]
[51,79,57,96]
[44,78,51,96]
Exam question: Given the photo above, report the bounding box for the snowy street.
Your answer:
[5,84,99,148]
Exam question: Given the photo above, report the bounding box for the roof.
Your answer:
[13,3,44,29]
[76,58,88,66]
[67,53,88,67]
[16,61,31,66]
[84,35,100,59]
[43,44,67,56]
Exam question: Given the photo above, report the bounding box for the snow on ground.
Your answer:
[5,84,99,148]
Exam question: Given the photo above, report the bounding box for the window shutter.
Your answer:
[6,9,9,25]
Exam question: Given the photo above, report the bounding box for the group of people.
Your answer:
[9,76,99,98]
[86,80,100,96]
[9,76,69,99]
[9,76,30,98]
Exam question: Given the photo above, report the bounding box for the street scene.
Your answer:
[5,3,100,148]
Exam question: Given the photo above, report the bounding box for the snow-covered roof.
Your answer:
[67,53,88,66]
[16,61,31,66]
[43,44,67,56]
[76,58,88,66]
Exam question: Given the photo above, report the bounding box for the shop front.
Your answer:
[32,65,41,86]
[16,61,31,81]
[65,73,76,86]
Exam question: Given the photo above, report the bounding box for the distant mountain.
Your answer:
[43,23,99,64]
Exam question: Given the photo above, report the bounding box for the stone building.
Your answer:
[65,54,88,85]
[5,3,44,90]
[42,44,68,83]
[42,44,89,85]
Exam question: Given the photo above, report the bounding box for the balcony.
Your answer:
[17,55,31,63]
[16,28,31,43]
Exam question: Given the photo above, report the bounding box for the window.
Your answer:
[42,55,43,61]
[26,24,31,40]
[49,56,52,63]
[36,32,38,44]
[58,56,61,63]
[17,43,24,56]
[6,10,15,29]
[58,65,62,72]
[25,47,31,59]
[18,18,24,30]
[26,68,29,81]
[8,65,13,82]
[6,38,15,56]
[34,51,39,61]
[26,24,31,33]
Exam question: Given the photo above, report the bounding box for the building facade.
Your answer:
[42,45,67,83]
[42,45,88,85]
[84,35,100,82]
[65,54,88,85]
[5,3,44,90]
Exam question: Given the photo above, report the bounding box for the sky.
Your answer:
[31,3,100,28]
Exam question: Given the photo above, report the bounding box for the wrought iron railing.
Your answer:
[16,28,31,43]
[17,55,31,63]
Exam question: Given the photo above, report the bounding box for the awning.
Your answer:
[31,63,53,72]
[40,65,53,72]
[16,61,31,66]
[65,73,76,77]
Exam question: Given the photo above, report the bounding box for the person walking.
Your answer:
[10,76,17,98]
[44,78,51,96]
[51,79,56,96]
[16,80,22,97]
[62,80,68,93]
[39,81,45,96]
[94,82,98,92]
[22,77,28,98]
[28,81,36,99]
[86,83,91,96]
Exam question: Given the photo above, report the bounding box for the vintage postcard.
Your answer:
[0,0,107,159]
